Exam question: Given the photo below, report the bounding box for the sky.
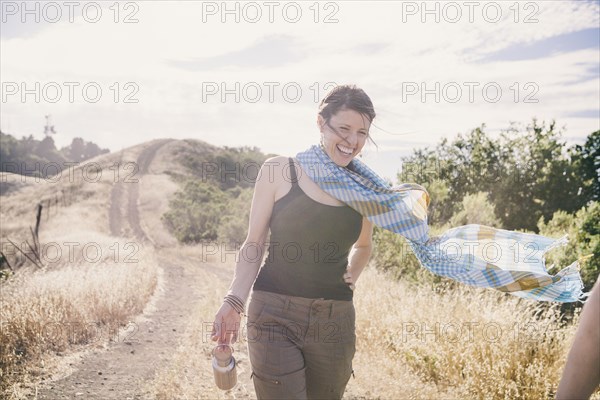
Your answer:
[1,0,599,182]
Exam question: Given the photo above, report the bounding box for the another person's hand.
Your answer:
[556,278,600,399]
[211,302,242,345]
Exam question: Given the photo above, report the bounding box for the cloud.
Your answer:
[350,42,390,55]
[169,34,304,70]
[1,0,598,181]
[564,109,600,119]
[477,28,600,62]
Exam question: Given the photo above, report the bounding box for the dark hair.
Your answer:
[318,84,377,148]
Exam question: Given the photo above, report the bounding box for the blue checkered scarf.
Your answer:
[295,144,586,302]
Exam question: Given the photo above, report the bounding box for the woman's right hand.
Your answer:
[211,302,242,345]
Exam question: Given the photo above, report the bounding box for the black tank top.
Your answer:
[252,158,363,300]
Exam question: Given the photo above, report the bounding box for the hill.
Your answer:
[0,137,597,399]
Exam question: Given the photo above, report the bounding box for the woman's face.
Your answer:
[318,108,371,167]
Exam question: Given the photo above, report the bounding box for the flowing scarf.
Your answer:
[295,144,587,303]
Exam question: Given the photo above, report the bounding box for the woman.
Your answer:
[211,85,375,399]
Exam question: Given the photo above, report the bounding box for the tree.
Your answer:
[538,201,599,291]
[569,130,599,203]
[35,136,67,168]
[492,119,587,230]
[1,131,109,177]
[399,120,589,232]
[83,141,109,160]
[36,136,56,157]
[68,138,86,161]
[0,131,18,164]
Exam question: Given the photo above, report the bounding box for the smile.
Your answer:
[336,144,355,155]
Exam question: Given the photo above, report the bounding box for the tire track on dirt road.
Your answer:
[127,139,173,243]
[35,252,221,400]
[36,138,226,399]
[109,139,173,241]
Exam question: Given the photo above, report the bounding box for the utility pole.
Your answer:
[44,114,56,137]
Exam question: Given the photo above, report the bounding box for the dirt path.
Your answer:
[36,256,204,400]
[109,139,172,242]
[35,139,213,399]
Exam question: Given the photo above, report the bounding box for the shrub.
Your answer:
[538,201,599,291]
[217,187,253,244]
[372,224,453,290]
[372,192,500,289]
[448,191,501,227]
[162,180,228,243]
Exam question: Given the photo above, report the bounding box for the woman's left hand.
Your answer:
[343,268,355,291]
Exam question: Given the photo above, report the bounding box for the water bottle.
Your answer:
[212,344,237,390]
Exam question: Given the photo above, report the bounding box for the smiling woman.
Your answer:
[211,84,375,399]
[317,85,377,167]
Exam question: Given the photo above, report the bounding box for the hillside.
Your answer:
[0,138,597,399]
[0,138,248,398]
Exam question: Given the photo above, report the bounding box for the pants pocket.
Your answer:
[246,297,267,322]
[251,367,307,400]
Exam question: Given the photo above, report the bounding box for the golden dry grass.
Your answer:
[352,268,585,400]
[148,244,597,400]
[0,146,160,398]
[0,242,158,375]
[1,237,159,398]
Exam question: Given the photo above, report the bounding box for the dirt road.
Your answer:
[35,139,222,399]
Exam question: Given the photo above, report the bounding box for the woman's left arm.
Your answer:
[344,217,374,288]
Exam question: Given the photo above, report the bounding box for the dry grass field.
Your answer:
[1,139,598,399]
[148,249,596,400]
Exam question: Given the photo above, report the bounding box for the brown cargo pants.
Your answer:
[246,290,356,400]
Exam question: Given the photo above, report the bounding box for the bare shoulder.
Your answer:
[261,155,291,201]
[264,155,289,168]
[259,155,289,184]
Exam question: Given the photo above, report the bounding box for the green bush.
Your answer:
[372,226,417,280]
[179,142,270,191]
[371,224,452,291]
[163,142,272,245]
[217,187,254,244]
[538,201,599,291]
[162,180,228,243]
[372,192,502,287]
[448,191,501,227]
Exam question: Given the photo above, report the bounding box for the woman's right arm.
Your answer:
[210,156,282,345]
